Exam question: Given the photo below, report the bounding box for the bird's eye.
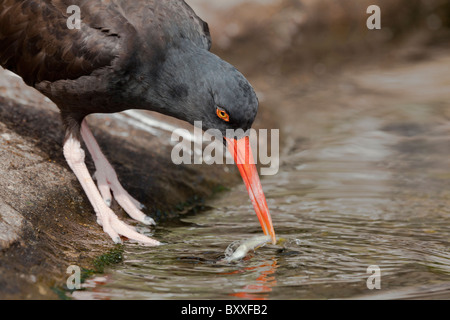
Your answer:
[216,108,230,122]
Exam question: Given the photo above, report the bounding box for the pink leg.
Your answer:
[80,120,156,226]
[63,127,160,246]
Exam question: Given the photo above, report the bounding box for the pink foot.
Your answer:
[62,120,160,246]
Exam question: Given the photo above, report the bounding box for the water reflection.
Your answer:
[223,259,278,300]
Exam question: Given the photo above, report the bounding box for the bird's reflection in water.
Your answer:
[221,258,278,300]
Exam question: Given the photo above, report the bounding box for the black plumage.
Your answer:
[0,0,257,138]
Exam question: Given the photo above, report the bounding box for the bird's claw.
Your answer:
[99,207,160,246]
[144,215,156,226]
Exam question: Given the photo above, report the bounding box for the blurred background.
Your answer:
[188,0,450,74]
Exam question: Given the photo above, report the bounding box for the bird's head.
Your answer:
[146,41,276,244]
[152,42,257,136]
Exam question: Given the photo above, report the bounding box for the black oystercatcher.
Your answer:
[0,0,276,245]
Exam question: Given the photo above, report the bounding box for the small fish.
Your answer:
[222,235,272,262]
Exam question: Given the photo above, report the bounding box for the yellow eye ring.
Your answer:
[216,108,230,122]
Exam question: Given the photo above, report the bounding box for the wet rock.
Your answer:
[0,201,25,250]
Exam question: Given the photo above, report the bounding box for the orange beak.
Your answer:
[225,136,276,245]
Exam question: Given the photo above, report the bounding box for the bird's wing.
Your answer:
[180,0,212,51]
[0,0,212,87]
[115,0,212,51]
[0,0,128,86]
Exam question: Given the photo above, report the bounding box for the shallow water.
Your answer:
[71,97,450,300]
